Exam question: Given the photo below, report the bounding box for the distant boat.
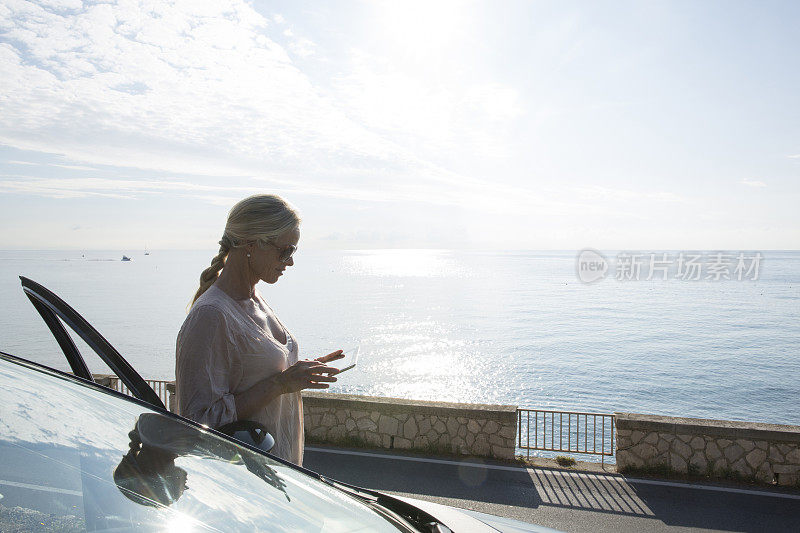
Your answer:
[122,255,132,262]
[144,245,150,256]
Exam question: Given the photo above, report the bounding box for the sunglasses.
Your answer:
[263,241,297,263]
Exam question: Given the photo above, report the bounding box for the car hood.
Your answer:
[391,494,561,533]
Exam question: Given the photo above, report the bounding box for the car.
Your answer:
[0,277,559,532]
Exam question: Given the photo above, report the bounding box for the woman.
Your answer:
[176,194,342,465]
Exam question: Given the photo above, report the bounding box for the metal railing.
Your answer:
[518,408,615,461]
[93,374,175,412]
[90,374,615,460]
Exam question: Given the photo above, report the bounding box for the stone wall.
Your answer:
[616,412,800,486]
[92,375,517,460]
[302,392,518,460]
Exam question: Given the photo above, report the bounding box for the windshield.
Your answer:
[0,355,405,532]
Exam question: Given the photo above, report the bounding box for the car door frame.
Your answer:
[20,276,166,410]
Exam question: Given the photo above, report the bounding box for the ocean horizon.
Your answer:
[1,248,798,433]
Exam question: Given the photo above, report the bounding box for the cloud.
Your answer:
[49,163,98,171]
[0,0,698,234]
[571,185,687,203]
[0,0,407,179]
[0,170,458,208]
[0,175,250,199]
[288,37,316,58]
[0,0,555,219]
[741,178,767,188]
[4,160,95,170]
[788,154,800,159]
[0,0,533,215]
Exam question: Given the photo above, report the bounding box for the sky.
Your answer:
[0,0,798,250]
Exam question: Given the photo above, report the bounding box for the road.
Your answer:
[304,446,800,533]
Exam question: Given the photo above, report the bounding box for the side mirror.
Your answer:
[217,420,275,453]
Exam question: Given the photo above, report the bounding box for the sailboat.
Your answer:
[144,245,150,256]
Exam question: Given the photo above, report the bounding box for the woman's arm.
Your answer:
[176,306,239,428]
[233,359,338,421]
[178,305,340,424]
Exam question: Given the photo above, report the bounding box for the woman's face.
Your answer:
[249,226,299,284]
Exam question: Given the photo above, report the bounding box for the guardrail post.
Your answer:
[166,382,176,413]
[92,373,114,387]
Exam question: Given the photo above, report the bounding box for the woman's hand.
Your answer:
[276,359,338,394]
[315,349,344,364]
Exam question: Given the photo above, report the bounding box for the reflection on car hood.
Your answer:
[461,507,564,533]
[0,351,561,533]
[0,353,407,532]
[391,494,562,533]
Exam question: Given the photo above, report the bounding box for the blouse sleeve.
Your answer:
[175,304,238,428]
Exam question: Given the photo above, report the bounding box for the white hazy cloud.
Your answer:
[1,0,797,250]
[0,175,248,199]
[0,0,539,214]
[50,164,97,171]
[288,37,316,58]
[6,160,95,170]
[0,1,408,178]
[0,170,540,213]
[571,185,687,204]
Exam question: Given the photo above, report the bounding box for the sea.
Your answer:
[1,249,798,432]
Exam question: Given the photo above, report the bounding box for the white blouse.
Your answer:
[175,284,303,464]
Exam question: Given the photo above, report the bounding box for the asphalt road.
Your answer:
[304,446,800,533]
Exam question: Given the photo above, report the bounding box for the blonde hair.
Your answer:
[192,195,301,305]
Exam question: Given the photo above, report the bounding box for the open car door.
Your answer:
[19,276,166,410]
[19,276,276,453]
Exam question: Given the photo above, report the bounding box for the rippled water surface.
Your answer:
[1,249,798,428]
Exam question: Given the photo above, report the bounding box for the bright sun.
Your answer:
[372,0,471,61]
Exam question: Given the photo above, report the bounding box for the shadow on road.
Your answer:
[624,480,800,532]
[305,448,800,532]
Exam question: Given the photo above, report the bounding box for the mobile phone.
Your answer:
[333,346,359,374]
